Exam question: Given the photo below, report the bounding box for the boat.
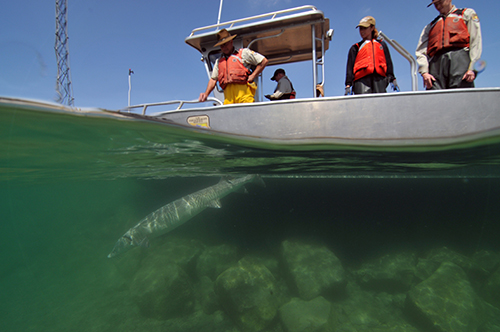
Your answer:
[1,5,499,157]
[117,5,500,150]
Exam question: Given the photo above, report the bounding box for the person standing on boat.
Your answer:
[198,29,268,104]
[345,16,395,95]
[415,0,482,90]
[265,68,296,100]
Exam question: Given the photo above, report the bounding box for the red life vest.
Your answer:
[217,49,251,90]
[353,40,388,81]
[427,8,470,58]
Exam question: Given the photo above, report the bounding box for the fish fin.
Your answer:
[252,175,266,187]
[208,199,222,208]
[219,176,233,184]
[138,237,150,248]
[234,186,249,194]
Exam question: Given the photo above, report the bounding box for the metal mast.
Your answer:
[55,0,74,106]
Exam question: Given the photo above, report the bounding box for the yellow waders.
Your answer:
[223,82,257,105]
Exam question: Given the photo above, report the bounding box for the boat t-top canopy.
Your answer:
[186,5,331,65]
[185,5,332,98]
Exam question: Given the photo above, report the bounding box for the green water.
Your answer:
[2,102,500,331]
[3,100,500,182]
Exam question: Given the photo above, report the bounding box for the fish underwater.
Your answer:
[107,174,265,258]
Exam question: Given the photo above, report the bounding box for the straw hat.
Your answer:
[214,29,237,47]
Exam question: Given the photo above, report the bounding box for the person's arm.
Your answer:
[415,24,435,89]
[248,57,268,83]
[463,8,482,82]
[241,49,268,83]
[382,41,395,82]
[199,78,217,102]
[269,78,292,99]
[199,58,219,102]
[345,44,357,87]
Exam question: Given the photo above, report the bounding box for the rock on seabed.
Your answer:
[215,257,281,332]
[196,244,239,281]
[281,240,346,300]
[130,262,194,320]
[279,296,331,332]
[406,261,478,332]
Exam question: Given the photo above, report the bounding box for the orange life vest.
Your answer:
[427,8,470,58]
[217,49,251,90]
[353,40,388,81]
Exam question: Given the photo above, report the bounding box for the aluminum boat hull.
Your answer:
[139,88,500,148]
[2,88,499,150]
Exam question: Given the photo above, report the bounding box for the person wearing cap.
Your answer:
[345,16,395,95]
[265,68,296,100]
[416,0,482,90]
[199,29,268,104]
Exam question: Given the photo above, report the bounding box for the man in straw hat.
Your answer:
[199,29,268,104]
[416,0,482,89]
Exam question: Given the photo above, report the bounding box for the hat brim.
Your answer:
[271,70,285,81]
[214,34,237,47]
[356,23,372,28]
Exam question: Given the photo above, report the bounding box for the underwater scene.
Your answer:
[2,101,500,332]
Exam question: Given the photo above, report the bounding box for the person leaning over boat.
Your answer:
[265,68,296,100]
[415,0,482,90]
[345,16,395,95]
[198,29,268,104]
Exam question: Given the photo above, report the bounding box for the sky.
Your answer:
[1,0,499,109]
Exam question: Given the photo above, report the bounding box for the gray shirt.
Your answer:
[270,76,294,99]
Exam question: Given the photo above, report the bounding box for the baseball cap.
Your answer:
[357,16,376,28]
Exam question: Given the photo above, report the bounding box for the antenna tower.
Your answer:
[55,0,74,106]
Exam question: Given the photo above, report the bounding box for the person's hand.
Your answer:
[247,74,255,84]
[344,86,351,96]
[199,93,208,102]
[391,78,400,92]
[462,70,476,83]
[422,73,436,89]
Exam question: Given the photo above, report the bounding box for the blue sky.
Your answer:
[1,0,498,109]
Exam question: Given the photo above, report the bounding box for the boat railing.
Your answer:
[125,97,223,115]
[188,5,319,36]
[379,31,419,91]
